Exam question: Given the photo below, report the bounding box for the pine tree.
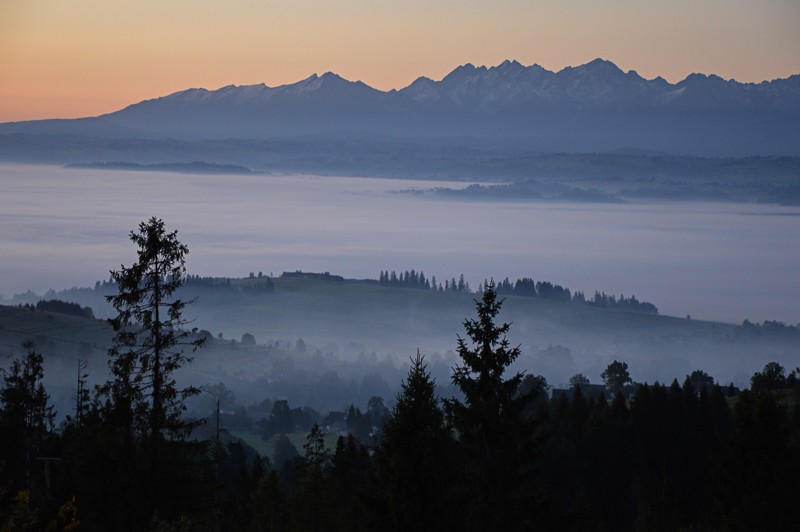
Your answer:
[292,424,330,532]
[329,434,373,531]
[0,341,55,493]
[377,352,453,531]
[102,217,204,444]
[97,218,206,526]
[444,286,529,530]
[446,286,525,441]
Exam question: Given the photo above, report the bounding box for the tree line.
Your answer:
[378,270,658,314]
[378,270,471,292]
[493,276,659,314]
[1,219,797,531]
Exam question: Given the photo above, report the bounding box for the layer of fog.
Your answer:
[2,163,799,324]
[2,159,799,421]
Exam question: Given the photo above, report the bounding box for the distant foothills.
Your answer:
[1,58,799,158]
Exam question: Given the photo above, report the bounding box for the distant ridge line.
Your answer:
[2,57,798,156]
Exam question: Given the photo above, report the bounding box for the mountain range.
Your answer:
[2,58,799,156]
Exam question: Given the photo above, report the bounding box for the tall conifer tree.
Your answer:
[377,352,452,531]
[103,217,204,444]
[445,285,529,530]
[98,217,206,526]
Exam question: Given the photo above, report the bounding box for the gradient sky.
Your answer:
[1,0,799,122]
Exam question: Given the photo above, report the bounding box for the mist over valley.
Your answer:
[1,163,798,421]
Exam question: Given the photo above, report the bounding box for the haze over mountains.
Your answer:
[2,58,799,157]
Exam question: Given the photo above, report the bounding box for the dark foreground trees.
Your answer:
[376,351,453,531]
[0,341,54,497]
[51,218,211,531]
[3,226,799,530]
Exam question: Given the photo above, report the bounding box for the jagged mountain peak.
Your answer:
[3,58,798,157]
[402,75,442,102]
[293,73,321,88]
[441,63,487,81]
[319,71,346,82]
[562,58,625,77]
[311,72,377,91]
[585,57,621,69]
[494,59,524,72]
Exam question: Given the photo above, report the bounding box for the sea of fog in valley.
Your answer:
[1,163,799,325]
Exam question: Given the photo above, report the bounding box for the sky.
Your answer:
[1,0,799,122]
